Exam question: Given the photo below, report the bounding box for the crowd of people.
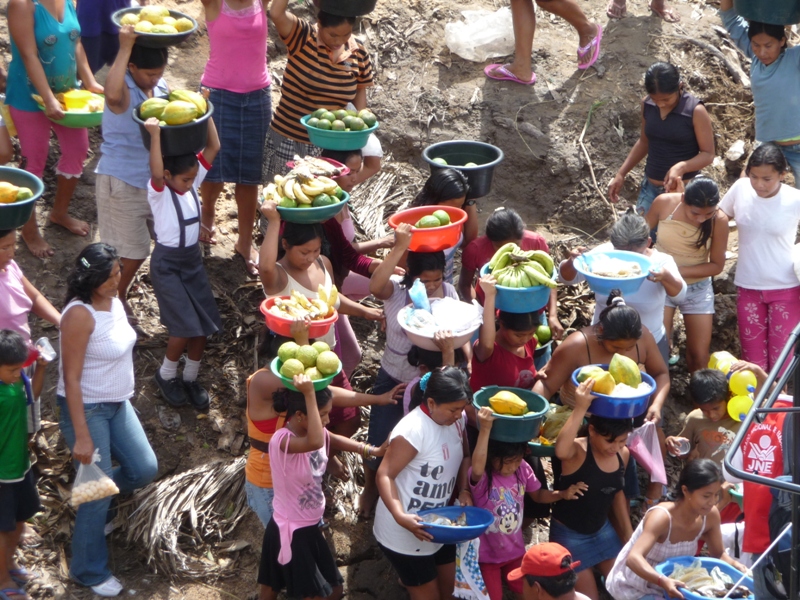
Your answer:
[0,0,798,600]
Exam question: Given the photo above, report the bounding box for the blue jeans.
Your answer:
[636,177,665,215]
[57,397,158,586]
[245,481,274,528]
[772,142,800,189]
[366,367,404,471]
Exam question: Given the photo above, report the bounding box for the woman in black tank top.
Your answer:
[551,378,634,599]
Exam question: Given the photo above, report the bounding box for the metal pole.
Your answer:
[792,333,800,599]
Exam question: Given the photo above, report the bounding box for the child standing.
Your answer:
[0,329,48,600]
[719,143,800,374]
[471,407,586,600]
[144,117,222,410]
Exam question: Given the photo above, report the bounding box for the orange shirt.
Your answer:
[245,369,286,489]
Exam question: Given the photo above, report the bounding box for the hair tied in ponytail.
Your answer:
[419,372,431,392]
[611,296,626,307]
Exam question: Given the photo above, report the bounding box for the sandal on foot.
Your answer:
[668,354,680,366]
[484,63,537,85]
[606,0,627,18]
[199,223,217,245]
[577,24,603,70]
[649,2,680,22]
[234,250,259,277]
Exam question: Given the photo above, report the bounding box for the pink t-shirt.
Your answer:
[470,460,540,564]
[0,260,33,339]
[269,427,329,564]
[201,0,270,93]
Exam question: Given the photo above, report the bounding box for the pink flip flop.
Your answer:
[577,24,603,70]
[484,64,537,85]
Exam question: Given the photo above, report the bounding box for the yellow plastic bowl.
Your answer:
[63,90,93,110]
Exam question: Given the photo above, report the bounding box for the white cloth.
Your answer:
[719,178,800,290]
[373,406,465,556]
[454,538,489,600]
[57,298,137,404]
[381,276,459,383]
[146,159,208,248]
[559,242,686,342]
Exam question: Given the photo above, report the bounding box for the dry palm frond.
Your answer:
[123,457,248,578]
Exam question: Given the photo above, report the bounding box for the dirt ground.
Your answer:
[0,0,761,596]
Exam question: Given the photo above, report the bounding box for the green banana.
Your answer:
[488,242,520,270]
[529,251,554,276]
[492,252,512,272]
[517,268,532,288]
[522,264,558,288]
[526,261,548,276]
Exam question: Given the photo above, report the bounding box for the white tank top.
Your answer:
[57,298,137,404]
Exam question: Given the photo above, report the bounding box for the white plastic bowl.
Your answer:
[397,301,480,351]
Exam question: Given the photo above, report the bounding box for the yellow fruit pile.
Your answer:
[576,353,643,396]
[488,390,529,416]
[31,90,104,113]
[277,341,342,381]
[267,287,339,321]
[119,6,194,33]
[139,90,208,126]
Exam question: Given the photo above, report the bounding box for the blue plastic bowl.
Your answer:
[473,386,550,443]
[570,364,655,419]
[655,556,754,600]
[418,506,494,544]
[276,193,349,224]
[0,167,45,230]
[479,264,554,314]
[301,115,378,151]
[573,250,652,296]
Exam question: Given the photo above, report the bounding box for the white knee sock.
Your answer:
[160,357,179,381]
[183,358,201,382]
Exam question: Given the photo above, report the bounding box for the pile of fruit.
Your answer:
[488,390,530,416]
[119,6,194,33]
[277,341,341,381]
[533,325,551,346]
[486,243,557,289]
[306,107,378,132]
[0,182,34,204]
[266,287,339,321]
[139,90,208,126]
[576,354,649,397]
[431,157,479,167]
[71,476,120,507]
[31,90,104,113]
[414,209,451,229]
[264,166,344,209]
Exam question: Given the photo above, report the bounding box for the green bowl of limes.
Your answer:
[274,191,349,224]
[270,356,342,391]
[301,112,379,151]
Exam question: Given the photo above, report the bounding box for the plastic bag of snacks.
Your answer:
[71,449,120,507]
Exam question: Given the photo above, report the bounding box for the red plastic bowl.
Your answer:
[388,206,468,252]
[284,157,350,177]
[259,297,338,338]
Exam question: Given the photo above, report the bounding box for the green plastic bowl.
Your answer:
[276,192,349,224]
[269,356,341,391]
[111,8,199,48]
[473,386,549,443]
[36,93,104,128]
[301,115,379,151]
[528,439,556,457]
[0,167,45,229]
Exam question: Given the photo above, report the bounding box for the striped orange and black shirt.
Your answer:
[271,19,374,143]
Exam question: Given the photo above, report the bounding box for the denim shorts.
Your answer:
[549,519,622,571]
[245,481,274,528]
[636,177,665,215]
[365,367,404,471]
[666,277,715,314]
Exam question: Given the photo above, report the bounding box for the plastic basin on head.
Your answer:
[528,439,556,457]
[260,297,338,338]
[573,249,652,296]
[733,0,800,24]
[111,8,199,47]
[388,206,467,253]
[0,167,45,230]
[133,100,214,157]
[422,140,504,200]
[570,364,655,419]
[301,115,379,151]
[479,264,553,314]
[319,0,378,16]
[269,357,341,392]
[417,506,495,544]
[397,300,481,351]
[473,386,549,443]
[276,193,350,224]
[654,556,754,600]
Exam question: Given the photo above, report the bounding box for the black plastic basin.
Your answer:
[318,0,377,16]
[733,0,800,24]
[132,100,214,157]
[422,140,504,200]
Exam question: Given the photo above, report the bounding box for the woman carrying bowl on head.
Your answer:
[532,292,670,508]
[198,0,271,276]
[261,0,374,183]
[558,212,686,364]
[644,177,729,372]
[7,0,104,258]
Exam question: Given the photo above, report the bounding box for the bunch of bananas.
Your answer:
[486,243,557,289]
[263,166,344,209]
[267,286,339,321]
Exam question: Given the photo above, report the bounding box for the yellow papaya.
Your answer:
[488,391,528,416]
[169,90,207,117]
[608,353,642,387]
[576,365,605,383]
[139,6,165,24]
[161,101,197,126]
[139,97,169,120]
[174,17,194,32]
[591,371,617,395]
[0,182,20,204]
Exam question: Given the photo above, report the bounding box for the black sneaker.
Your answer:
[183,379,210,410]
[154,371,188,407]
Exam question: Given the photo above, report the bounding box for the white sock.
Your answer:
[160,357,179,381]
[183,358,201,382]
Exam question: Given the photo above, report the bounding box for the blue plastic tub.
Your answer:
[654,556,754,600]
[570,364,655,419]
[276,193,349,224]
[479,264,554,314]
[418,506,494,544]
[301,115,378,151]
[573,250,652,296]
[473,386,550,443]
[0,167,45,230]
[733,0,800,25]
